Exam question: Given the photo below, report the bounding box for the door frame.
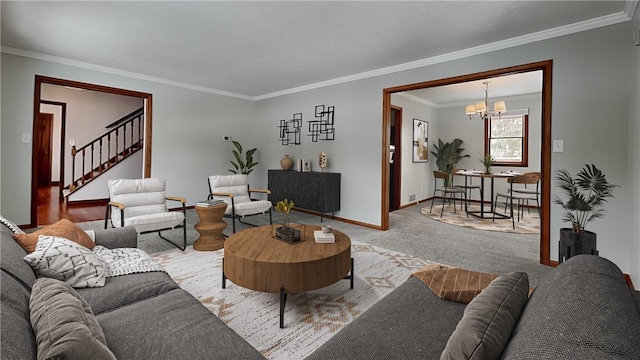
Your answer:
[30,75,153,228]
[381,60,553,265]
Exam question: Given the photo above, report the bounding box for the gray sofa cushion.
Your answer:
[1,270,37,359]
[441,272,529,360]
[30,278,116,360]
[1,226,37,290]
[97,288,264,360]
[306,276,466,360]
[75,271,180,314]
[501,255,640,359]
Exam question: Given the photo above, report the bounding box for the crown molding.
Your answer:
[3,7,633,102]
[0,46,254,101]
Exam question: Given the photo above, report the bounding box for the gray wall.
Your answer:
[1,53,256,222]
[390,94,437,205]
[252,21,636,275]
[1,20,638,281]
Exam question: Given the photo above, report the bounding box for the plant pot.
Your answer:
[558,228,598,262]
[484,166,491,174]
[276,226,301,243]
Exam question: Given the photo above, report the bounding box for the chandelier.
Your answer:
[465,81,506,121]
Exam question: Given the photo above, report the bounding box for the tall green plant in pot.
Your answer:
[554,164,618,260]
[430,138,470,186]
[228,140,259,175]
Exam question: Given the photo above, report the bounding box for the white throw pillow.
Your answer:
[24,235,107,288]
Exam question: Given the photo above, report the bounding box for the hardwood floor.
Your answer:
[37,185,107,226]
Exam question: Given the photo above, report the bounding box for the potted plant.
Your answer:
[479,153,494,174]
[275,199,300,243]
[553,164,618,260]
[228,140,259,175]
[430,138,470,186]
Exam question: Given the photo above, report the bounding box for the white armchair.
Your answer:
[207,174,272,234]
[104,178,187,250]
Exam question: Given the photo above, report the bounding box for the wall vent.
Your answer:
[409,194,416,202]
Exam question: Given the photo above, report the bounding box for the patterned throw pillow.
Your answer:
[1,215,25,234]
[24,236,107,288]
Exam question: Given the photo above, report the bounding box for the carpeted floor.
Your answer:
[420,202,540,234]
[152,241,441,359]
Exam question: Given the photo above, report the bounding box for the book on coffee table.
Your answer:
[314,230,335,243]
[196,199,226,207]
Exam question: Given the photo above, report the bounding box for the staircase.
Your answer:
[65,107,144,196]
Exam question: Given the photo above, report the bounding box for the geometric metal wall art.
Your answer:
[278,112,302,145]
[307,105,335,142]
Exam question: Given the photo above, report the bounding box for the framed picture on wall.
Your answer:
[413,118,428,163]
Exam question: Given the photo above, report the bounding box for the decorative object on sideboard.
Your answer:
[318,152,327,170]
[280,155,294,170]
[465,81,506,121]
[554,164,619,262]
[412,119,428,163]
[307,105,335,142]
[303,159,312,172]
[278,113,302,145]
[296,158,303,172]
[228,140,259,175]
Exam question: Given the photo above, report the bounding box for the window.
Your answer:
[485,115,528,166]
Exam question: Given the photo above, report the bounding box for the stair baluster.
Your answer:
[65,107,144,196]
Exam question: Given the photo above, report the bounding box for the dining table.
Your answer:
[454,170,521,219]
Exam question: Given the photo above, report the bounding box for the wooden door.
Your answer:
[37,113,54,187]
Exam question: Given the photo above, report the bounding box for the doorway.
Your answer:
[389,106,402,211]
[30,76,153,228]
[381,60,553,265]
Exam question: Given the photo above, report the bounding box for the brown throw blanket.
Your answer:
[412,264,498,304]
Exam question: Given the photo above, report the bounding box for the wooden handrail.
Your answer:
[68,112,144,195]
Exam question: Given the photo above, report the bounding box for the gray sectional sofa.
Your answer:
[307,254,640,359]
[4,215,640,360]
[1,220,263,360]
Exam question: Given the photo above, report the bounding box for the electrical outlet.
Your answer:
[553,139,564,153]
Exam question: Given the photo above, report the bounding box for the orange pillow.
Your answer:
[13,219,95,253]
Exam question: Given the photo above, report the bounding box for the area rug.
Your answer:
[151,241,440,360]
[420,203,539,234]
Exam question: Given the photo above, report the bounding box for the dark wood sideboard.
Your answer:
[268,170,340,220]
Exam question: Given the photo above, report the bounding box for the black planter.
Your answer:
[275,226,301,243]
[558,228,598,263]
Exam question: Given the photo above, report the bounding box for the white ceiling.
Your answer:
[1,1,636,100]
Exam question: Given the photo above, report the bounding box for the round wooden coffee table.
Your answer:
[223,224,353,328]
[193,203,228,251]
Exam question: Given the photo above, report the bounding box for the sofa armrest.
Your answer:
[93,226,138,249]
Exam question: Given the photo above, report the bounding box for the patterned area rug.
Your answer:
[152,241,440,359]
[420,203,540,234]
